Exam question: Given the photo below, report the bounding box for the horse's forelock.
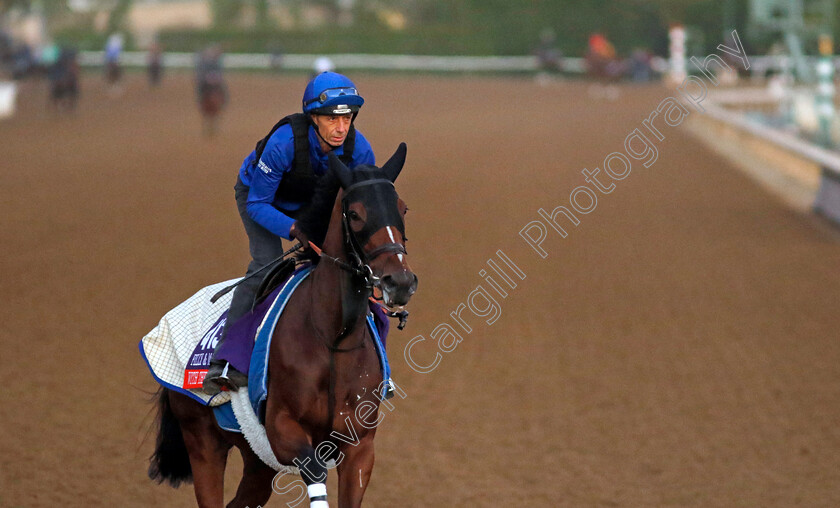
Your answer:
[346,165,385,185]
[295,165,396,255]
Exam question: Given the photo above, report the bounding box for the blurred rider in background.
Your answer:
[104,33,123,93]
[195,44,226,101]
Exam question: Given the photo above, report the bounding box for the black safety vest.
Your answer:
[251,113,356,208]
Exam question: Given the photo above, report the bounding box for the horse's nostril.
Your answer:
[380,275,395,289]
[381,272,417,296]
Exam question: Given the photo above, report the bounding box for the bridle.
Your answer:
[208,179,407,311]
[310,175,413,433]
[308,177,410,333]
[311,178,406,293]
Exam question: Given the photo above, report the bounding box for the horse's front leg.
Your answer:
[267,413,331,507]
[336,433,375,508]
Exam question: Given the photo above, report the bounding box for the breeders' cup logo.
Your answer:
[188,316,226,368]
[184,314,226,388]
[200,316,226,351]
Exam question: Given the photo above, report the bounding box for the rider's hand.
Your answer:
[289,222,311,251]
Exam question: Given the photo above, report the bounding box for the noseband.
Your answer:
[306,176,411,353]
[340,178,406,289]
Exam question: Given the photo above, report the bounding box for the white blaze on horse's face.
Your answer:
[361,198,417,308]
[331,142,416,307]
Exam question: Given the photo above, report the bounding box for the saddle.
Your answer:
[254,258,296,307]
[213,265,392,435]
[139,264,314,407]
[140,264,392,416]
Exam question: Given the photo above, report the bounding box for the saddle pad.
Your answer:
[207,266,313,432]
[214,268,393,433]
[140,261,318,406]
[248,266,314,416]
[139,279,239,407]
[215,313,389,434]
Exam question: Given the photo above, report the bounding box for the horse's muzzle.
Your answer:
[380,270,418,307]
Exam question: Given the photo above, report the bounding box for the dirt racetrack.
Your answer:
[2,72,840,507]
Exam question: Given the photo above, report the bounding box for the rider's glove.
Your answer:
[289,222,311,252]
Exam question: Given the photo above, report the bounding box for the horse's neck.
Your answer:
[309,192,367,342]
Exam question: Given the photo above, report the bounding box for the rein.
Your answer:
[309,179,409,437]
[307,180,406,293]
[209,242,303,303]
[306,241,369,281]
[308,237,410,332]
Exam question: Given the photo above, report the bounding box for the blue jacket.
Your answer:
[238,123,375,239]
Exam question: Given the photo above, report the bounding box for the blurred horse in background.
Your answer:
[104,59,123,97]
[49,48,79,112]
[198,72,227,137]
[147,42,163,88]
[585,33,625,100]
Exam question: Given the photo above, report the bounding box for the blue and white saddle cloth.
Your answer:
[139,265,391,433]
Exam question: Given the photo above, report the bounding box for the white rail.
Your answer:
[78,51,840,75]
[703,102,840,177]
[78,51,585,72]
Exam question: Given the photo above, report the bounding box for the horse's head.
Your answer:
[328,143,418,307]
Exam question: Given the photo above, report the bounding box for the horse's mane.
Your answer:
[294,164,386,260]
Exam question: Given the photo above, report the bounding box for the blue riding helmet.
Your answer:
[302,71,364,115]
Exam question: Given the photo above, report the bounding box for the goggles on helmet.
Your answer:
[303,87,359,108]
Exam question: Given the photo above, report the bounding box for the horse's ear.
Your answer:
[328,153,353,189]
[382,142,407,183]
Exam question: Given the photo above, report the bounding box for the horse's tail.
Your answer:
[148,388,193,487]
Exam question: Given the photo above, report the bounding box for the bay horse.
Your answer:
[148,144,418,508]
[49,51,79,112]
[104,59,123,97]
[199,73,227,137]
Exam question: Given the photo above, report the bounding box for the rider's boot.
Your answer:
[202,359,248,395]
[202,326,249,395]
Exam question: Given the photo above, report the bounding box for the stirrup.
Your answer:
[201,362,227,395]
[202,361,248,395]
[218,361,248,390]
[384,378,396,400]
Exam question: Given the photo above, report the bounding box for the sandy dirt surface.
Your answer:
[1,72,839,507]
